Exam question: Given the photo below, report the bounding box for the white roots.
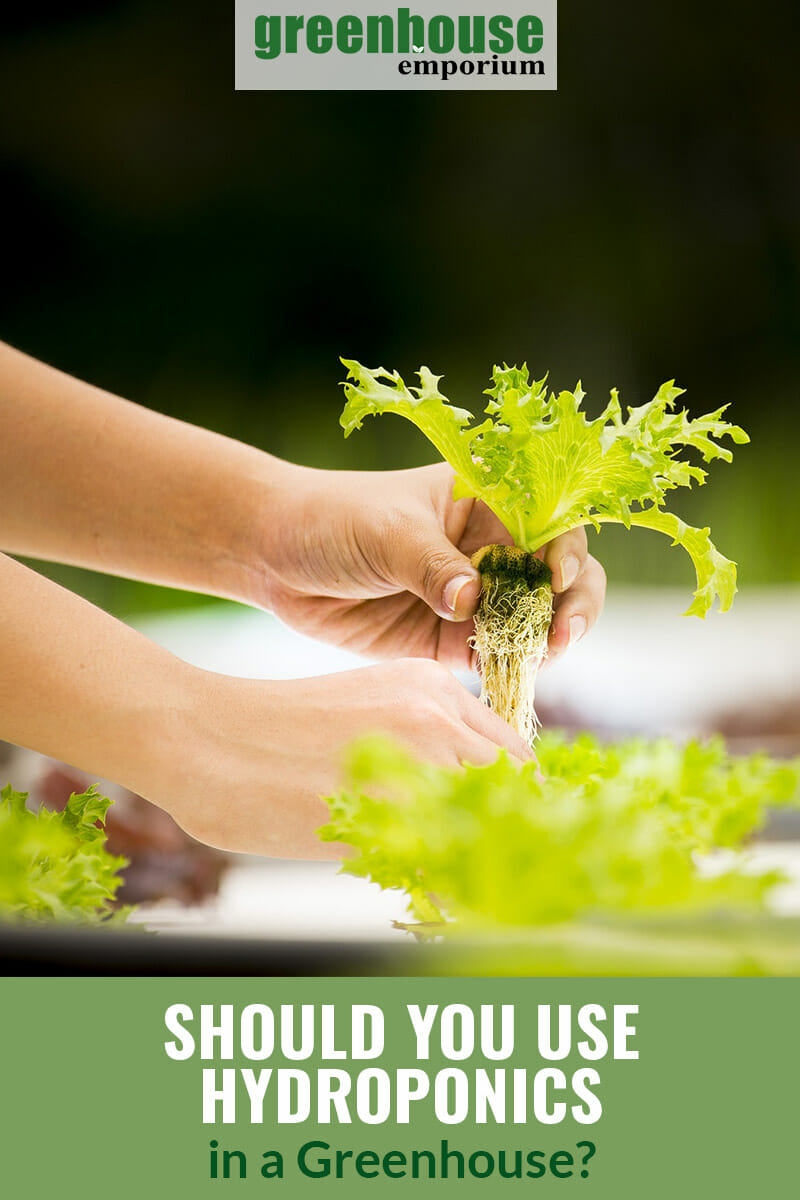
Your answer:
[470,546,554,746]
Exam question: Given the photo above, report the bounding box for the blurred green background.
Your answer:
[1,1,797,615]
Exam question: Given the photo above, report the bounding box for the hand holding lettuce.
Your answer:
[0,343,591,861]
[341,360,747,742]
[0,341,757,882]
[321,362,793,965]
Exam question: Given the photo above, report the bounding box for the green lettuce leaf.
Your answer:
[319,735,799,929]
[340,360,748,616]
[0,783,128,924]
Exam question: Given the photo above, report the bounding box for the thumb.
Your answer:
[392,522,482,621]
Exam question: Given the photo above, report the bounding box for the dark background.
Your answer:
[1,1,797,613]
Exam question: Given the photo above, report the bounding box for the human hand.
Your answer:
[160,658,534,858]
[0,549,533,862]
[249,461,606,670]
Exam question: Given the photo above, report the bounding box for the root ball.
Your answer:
[470,545,554,744]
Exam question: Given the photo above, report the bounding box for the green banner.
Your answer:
[0,977,795,1195]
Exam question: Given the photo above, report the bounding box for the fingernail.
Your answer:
[560,554,580,590]
[443,573,477,621]
[569,614,588,645]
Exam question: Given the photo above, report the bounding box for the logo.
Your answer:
[235,2,557,92]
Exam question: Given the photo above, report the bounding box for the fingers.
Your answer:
[454,500,515,559]
[444,721,526,769]
[458,732,519,768]
[454,686,535,762]
[435,614,476,672]
[392,659,533,766]
[539,528,605,663]
[547,554,606,662]
[540,526,590,593]
[388,517,481,622]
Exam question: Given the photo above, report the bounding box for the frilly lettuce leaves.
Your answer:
[0,783,128,923]
[340,359,749,616]
[318,735,799,929]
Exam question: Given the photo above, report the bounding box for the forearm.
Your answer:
[0,341,298,605]
[0,551,197,795]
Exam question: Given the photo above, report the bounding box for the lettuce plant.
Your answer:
[341,360,749,740]
[319,735,799,931]
[0,783,128,924]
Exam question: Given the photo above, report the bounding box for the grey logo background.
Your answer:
[235,1,557,91]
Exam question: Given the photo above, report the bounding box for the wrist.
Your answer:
[104,652,207,804]
[185,442,307,609]
[131,666,272,852]
[221,454,324,611]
